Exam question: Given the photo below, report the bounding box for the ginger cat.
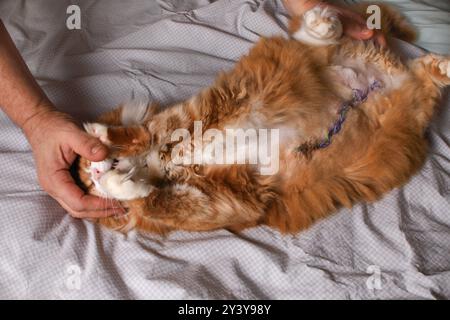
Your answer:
[77,4,450,234]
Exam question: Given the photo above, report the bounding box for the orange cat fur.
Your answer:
[77,4,449,234]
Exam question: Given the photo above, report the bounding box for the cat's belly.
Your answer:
[330,55,410,97]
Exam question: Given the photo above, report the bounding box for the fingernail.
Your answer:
[91,144,103,154]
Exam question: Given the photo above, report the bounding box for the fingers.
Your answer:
[57,198,124,219]
[48,169,125,219]
[336,5,387,47]
[342,17,374,40]
[69,130,109,162]
[341,16,388,48]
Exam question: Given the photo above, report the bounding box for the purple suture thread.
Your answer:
[296,80,383,156]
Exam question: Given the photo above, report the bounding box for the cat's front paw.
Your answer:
[83,122,111,145]
[293,6,343,46]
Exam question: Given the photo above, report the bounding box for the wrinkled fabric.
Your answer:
[0,0,449,299]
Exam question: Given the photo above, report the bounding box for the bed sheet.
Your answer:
[0,0,449,299]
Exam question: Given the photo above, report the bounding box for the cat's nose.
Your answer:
[91,168,103,180]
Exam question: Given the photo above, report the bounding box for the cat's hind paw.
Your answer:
[419,54,450,86]
[438,59,450,79]
[293,6,343,46]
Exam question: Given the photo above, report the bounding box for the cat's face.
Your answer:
[78,123,158,201]
[78,155,154,200]
[78,156,124,198]
[78,157,104,197]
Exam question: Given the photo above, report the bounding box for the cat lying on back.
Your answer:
[78,3,450,234]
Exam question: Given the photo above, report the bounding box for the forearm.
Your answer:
[0,20,54,132]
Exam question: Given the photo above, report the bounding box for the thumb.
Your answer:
[69,130,109,162]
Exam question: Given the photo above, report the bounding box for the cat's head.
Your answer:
[78,156,120,198]
[77,123,155,200]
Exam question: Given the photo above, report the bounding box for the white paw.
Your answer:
[83,122,110,145]
[423,54,450,79]
[437,59,450,78]
[99,170,153,201]
[302,6,343,43]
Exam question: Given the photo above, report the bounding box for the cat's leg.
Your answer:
[291,6,343,46]
[408,54,450,129]
[98,178,267,233]
[139,181,266,232]
[96,182,243,234]
[93,165,269,233]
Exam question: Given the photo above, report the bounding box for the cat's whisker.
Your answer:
[111,145,128,151]
[121,167,136,183]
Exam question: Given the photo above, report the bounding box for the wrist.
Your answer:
[21,103,77,146]
[21,102,55,138]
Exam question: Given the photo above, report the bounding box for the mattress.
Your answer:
[0,0,449,299]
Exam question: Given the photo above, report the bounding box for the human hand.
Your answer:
[284,0,387,46]
[23,107,125,218]
[327,2,387,46]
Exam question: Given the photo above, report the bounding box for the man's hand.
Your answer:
[283,0,387,46]
[327,2,387,47]
[22,107,124,218]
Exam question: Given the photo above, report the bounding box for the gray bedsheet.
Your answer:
[0,0,449,299]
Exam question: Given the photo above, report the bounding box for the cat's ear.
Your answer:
[83,122,111,145]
